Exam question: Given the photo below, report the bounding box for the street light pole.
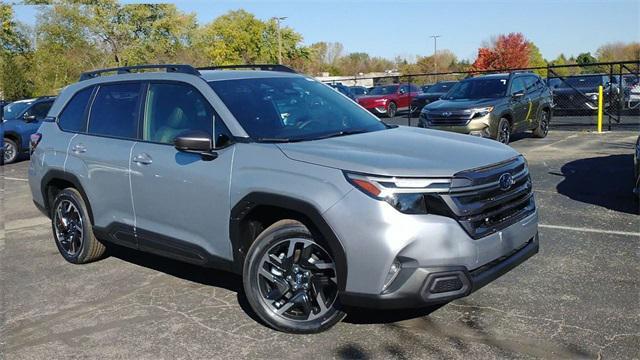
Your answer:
[272,16,288,64]
[430,35,441,82]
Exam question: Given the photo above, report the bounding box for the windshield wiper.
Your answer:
[311,129,371,140]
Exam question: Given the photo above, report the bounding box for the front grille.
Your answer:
[425,110,472,126]
[435,156,536,239]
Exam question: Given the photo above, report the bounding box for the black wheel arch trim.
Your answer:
[40,169,95,224]
[230,192,348,291]
[3,131,22,151]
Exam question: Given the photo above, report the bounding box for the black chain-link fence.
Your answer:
[322,60,640,130]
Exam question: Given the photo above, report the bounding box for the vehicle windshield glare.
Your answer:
[3,101,33,120]
[558,76,605,88]
[208,77,388,141]
[444,78,507,100]
[369,85,399,95]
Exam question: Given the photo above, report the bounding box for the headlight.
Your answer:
[344,172,451,214]
[465,106,494,119]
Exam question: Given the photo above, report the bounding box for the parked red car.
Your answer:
[356,83,421,118]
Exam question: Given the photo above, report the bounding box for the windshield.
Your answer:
[350,87,367,95]
[444,78,507,100]
[3,101,32,120]
[427,82,455,93]
[369,85,398,95]
[208,77,388,141]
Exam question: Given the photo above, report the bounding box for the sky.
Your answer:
[10,0,640,62]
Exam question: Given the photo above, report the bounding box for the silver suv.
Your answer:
[29,64,539,333]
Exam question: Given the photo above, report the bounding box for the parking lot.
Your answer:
[1,124,638,359]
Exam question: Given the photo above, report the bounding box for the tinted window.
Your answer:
[88,83,141,139]
[524,76,538,93]
[59,87,93,132]
[209,77,387,141]
[510,78,526,95]
[144,83,214,144]
[445,78,508,100]
[28,101,54,119]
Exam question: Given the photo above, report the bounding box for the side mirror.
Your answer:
[399,89,406,94]
[174,130,218,160]
[511,90,525,99]
[23,113,37,122]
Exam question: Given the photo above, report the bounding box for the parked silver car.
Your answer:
[29,64,539,333]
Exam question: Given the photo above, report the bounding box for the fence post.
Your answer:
[597,85,603,133]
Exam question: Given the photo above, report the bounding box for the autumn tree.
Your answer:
[471,33,531,71]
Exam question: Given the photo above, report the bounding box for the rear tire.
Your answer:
[533,110,549,138]
[243,219,345,333]
[386,102,397,118]
[3,138,18,164]
[51,188,106,264]
[496,118,511,145]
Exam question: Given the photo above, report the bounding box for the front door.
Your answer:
[130,81,234,263]
[509,77,530,130]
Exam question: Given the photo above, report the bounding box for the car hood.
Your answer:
[276,126,519,177]
[425,98,497,111]
[357,95,391,105]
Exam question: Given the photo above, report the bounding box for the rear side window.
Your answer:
[58,87,93,132]
[88,83,141,139]
[524,76,538,93]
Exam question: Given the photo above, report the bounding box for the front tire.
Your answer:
[533,110,550,138]
[3,138,18,164]
[386,102,397,118]
[51,188,106,264]
[496,118,511,145]
[243,220,345,333]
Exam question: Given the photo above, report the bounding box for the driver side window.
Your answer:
[144,83,214,144]
[510,78,526,95]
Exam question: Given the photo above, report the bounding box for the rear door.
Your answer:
[66,82,142,245]
[130,81,235,263]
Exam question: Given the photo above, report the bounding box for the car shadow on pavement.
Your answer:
[554,154,639,215]
[104,243,263,324]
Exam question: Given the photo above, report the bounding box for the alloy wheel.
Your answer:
[540,113,549,136]
[3,142,16,163]
[498,121,510,144]
[257,238,338,321]
[53,200,84,256]
[387,103,397,118]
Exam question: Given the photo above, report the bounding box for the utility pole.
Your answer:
[430,35,441,82]
[272,16,288,64]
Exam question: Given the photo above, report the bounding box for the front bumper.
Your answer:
[323,186,539,308]
[340,234,539,308]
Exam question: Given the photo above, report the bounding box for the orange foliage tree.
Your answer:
[472,33,531,71]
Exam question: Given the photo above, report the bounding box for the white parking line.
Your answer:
[539,224,640,237]
[1,177,28,182]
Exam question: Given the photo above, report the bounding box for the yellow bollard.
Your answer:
[597,85,603,133]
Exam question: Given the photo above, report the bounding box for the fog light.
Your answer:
[382,259,402,292]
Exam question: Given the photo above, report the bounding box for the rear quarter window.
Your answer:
[58,87,94,132]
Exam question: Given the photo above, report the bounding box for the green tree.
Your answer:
[528,43,547,76]
[0,4,33,99]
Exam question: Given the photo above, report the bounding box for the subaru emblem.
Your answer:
[442,111,452,117]
[498,173,515,191]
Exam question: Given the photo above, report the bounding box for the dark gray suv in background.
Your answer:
[419,73,553,145]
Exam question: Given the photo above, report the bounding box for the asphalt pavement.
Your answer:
[0,122,638,359]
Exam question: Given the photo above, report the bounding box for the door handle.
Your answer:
[132,153,152,165]
[72,144,86,153]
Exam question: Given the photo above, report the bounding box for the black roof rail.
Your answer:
[79,64,200,81]
[198,64,297,73]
